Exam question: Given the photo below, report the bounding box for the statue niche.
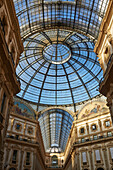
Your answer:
[104,31,113,65]
[104,45,111,65]
[107,33,113,54]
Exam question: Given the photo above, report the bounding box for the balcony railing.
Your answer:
[6,135,39,144]
[73,133,113,146]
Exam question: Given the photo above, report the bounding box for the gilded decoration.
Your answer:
[15,123,22,132]
[11,99,36,120]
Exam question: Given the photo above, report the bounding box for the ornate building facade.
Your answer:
[3,97,113,170]
[0,0,23,169]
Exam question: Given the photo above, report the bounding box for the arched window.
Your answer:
[9,168,16,170]
[97,168,104,170]
[51,155,58,167]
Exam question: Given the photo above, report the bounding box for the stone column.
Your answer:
[4,146,10,169]
[102,147,109,170]
[89,149,93,170]
[76,151,80,170]
[19,150,24,170]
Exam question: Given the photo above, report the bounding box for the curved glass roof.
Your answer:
[13,0,109,108]
[13,0,109,40]
[16,29,102,106]
[38,109,74,152]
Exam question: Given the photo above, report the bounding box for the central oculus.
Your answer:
[43,43,71,64]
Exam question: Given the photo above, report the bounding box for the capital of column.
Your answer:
[102,147,106,151]
[88,149,92,153]
[71,151,75,159]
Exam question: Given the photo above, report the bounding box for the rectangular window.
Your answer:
[110,148,113,159]
[105,120,110,127]
[82,152,87,165]
[12,150,17,164]
[26,152,30,165]
[95,150,101,163]
[81,128,84,134]
[81,138,85,143]
[1,93,6,113]
[92,124,96,130]
[107,132,112,137]
[94,135,97,140]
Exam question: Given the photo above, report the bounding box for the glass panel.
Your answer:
[38,109,74,152]
[105,121,110,127]
[110,148,113,159]
[95,150,101,161]
[13,0,109,106]
[82,152,87,163]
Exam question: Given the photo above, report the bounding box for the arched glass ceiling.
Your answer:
[13,0,109,108]
[38,109,74,152]
[16,29,102,106]
[13,0,109,40]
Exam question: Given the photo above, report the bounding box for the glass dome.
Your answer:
[13,0,109,108]
[16,29,102,106]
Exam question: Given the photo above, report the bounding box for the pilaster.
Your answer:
[102,147,109,170]
[89,149,93,170]
[19,150,24,170]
